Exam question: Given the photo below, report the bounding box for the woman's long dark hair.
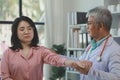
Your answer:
[10,16,39,51]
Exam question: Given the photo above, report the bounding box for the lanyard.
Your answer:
[86,35,111,61]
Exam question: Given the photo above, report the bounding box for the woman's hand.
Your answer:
[71,60,92,75]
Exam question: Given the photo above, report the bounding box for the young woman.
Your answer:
[1,16,86,80]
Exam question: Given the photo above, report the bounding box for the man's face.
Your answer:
[87,16,101,40]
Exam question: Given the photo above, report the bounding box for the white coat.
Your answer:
[79,37,120,80]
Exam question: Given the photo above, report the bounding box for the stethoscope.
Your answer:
[86,35,111,62]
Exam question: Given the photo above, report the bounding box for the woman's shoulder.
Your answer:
[2,48,16,58]
[4,47,14,53]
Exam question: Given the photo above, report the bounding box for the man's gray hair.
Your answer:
[86,6,112,31]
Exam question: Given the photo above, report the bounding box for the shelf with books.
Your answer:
[67,24,90,49]
[65,48,83,80]
[66,49,84,72]
[66,12,89,80]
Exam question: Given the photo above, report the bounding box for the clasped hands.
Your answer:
[71,60,92,75]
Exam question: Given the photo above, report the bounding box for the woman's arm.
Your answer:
[1,50,13,80]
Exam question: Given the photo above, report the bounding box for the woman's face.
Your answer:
[17,21,34,44]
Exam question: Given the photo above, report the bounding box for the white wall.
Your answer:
[63,0,104,12]
[45,0,104,47]
[45,0,65,47]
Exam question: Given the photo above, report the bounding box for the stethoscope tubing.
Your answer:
[86,35,111,62]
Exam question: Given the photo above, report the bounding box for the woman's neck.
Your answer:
[21,42,31,49]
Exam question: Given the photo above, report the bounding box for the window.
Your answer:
[0,0,45,57]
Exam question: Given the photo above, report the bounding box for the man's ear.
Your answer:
[99,23,104,31]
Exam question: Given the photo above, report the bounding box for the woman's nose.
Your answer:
[24,29,29,33]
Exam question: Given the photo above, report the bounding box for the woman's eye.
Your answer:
[20,28,24,31]
[28,27,32,30]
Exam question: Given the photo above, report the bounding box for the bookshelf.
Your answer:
[104,0,120,45]
[65,12,90,80]
[104,0,120,37]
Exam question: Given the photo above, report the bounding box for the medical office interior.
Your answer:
[0,0,120,80]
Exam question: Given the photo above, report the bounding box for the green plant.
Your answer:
[50,44,66,80]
